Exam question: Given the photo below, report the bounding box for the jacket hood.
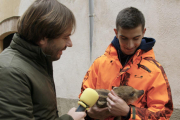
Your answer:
[111,36,156,52]
[104,36,156,61]
[138,37,156,51]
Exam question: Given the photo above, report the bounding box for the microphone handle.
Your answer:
[76,105,86,112]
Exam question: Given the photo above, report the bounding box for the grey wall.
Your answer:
[54,0,180,119]
[92,0,180,109]
[0,0,179,119]
[54,0,180,108]
[54,0,90,99]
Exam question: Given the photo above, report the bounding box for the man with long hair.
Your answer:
[0,0,86,119]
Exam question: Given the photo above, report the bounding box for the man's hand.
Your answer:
[87,104,112,120]
[67,107,86,120]
[107,90,130,117]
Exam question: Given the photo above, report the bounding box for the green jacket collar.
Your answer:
[10,33,53,76]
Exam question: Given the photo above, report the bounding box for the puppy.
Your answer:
[95,86,144,120]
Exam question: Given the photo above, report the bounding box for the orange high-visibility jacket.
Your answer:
[80,39,173,120]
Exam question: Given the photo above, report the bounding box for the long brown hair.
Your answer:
[17,0,76,43]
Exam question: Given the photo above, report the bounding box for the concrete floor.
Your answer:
[57,98,179,119]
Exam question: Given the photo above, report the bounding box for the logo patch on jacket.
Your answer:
[134,75,143,78]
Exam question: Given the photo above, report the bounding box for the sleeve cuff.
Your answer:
[130,105,136,119]
[122,106,131,119]
[85,110,92,120]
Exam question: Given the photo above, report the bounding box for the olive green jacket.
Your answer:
[0,34,73,120]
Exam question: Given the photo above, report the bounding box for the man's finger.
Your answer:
[106,100,111,108]
[111,90,118,97]
[108,92,117,102]
[107,96,114,107]
[100,107,109,111]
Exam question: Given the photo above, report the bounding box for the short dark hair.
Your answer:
[17,0,76,43]
[116,7,145,31]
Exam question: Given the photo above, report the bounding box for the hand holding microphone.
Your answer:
[67,107,86,120]
[76,88,99,112]
[67,88,99,120]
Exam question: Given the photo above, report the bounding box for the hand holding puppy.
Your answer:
[107,90,130,117]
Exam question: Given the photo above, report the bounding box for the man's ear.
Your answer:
[142,28,146,36]
[37,38,48,46]
[114,28,118,38]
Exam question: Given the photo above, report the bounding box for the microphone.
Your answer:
[76,88,99,112]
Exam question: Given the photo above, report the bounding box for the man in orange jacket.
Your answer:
[80,7,173,120]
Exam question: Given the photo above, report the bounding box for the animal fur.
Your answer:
[95,86,144,120]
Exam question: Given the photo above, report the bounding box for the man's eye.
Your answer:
[121,37,128,40]
[133,37,139,40]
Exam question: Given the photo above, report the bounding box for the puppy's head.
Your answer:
[113,86,144,104]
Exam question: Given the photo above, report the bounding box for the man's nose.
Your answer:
[66,38,72,47]
[127,40,134,48]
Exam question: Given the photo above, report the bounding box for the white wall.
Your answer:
[18,0,35,16]
[53,0,180,108]
[53,0,90,99]
[13,0,180,109]
[92,0,180,108]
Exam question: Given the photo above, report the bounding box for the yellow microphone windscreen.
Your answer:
[79,88,99,107]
